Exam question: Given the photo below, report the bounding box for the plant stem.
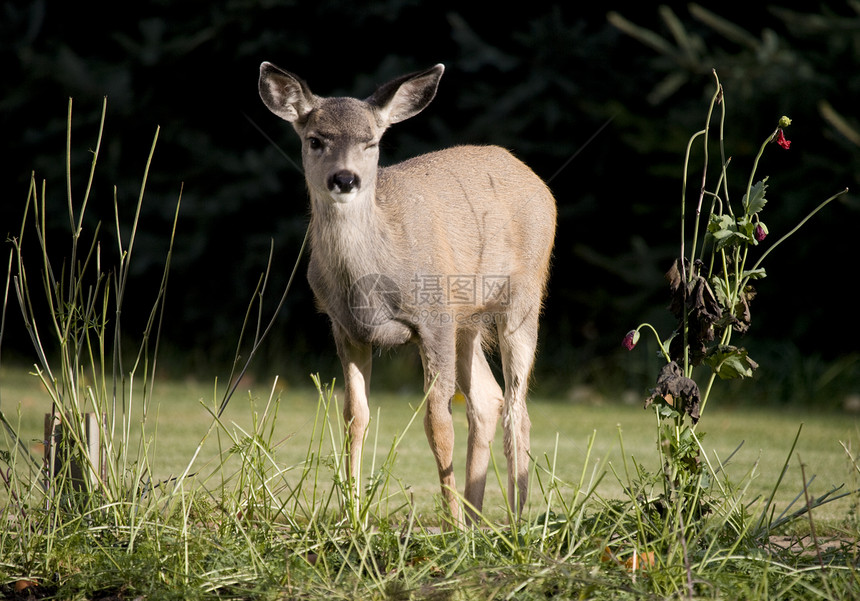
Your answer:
[688,71,723,280]
[749,188,848,275]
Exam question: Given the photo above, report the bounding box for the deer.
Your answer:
[258,61,556,526]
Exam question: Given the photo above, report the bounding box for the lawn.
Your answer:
[4,363,859,600]
[3,363,857,529]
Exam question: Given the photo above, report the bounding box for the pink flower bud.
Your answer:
[776,129,791,149]
[754,224,767,242]
[622,329,640,350]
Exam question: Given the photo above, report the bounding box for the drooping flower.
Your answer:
[776,129,791,149]
[622,329,640,350]
[754,224,767,242]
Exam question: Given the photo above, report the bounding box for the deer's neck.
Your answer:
[309,190,395,280]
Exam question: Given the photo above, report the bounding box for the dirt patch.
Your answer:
[769,534,859,563]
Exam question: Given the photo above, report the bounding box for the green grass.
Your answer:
[3,363,856,528]
[2,362,858,599]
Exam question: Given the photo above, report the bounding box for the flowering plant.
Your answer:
[623,71,846,498]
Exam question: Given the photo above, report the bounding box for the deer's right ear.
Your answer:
[259,62,315,123]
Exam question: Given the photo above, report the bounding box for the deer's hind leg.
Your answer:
[497,307,540,516]
[456,327,503,525]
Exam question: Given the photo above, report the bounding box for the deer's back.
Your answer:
[377,145,556,281]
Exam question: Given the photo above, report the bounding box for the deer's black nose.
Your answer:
[328,170,360,193]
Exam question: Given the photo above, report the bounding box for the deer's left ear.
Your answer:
[367,64,444,126]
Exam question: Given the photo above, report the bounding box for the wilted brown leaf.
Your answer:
[645,361,701,423]
[664,259,724,365]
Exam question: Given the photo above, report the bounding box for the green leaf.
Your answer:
[743,177,769,215]
[708,213,734,234]
[708,214,749,250]
[709,276,731,308]
[704,345,759,379]
[657,401,680,419]
[736,216,762,246]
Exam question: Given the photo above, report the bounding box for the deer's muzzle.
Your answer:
[328,170,361,194]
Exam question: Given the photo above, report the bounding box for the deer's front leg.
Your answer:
[418,328,459,527]
[333,324,372,515]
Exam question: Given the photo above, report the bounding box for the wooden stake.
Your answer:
[43,412,101,494]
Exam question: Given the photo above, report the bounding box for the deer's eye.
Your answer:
[307,137,323,150]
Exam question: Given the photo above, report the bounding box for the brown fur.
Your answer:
[259,62,556,526]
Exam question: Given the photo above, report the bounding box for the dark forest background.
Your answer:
[2,1,858,405]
